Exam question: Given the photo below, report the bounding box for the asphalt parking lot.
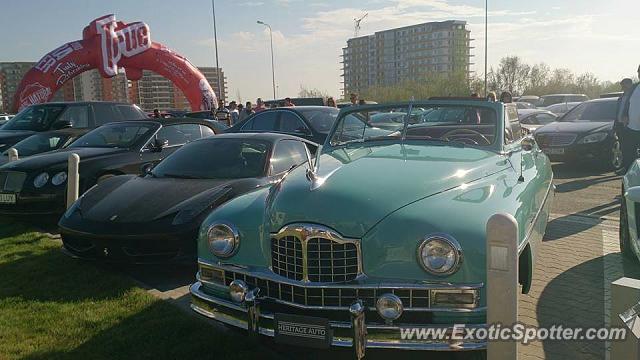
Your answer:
[36,161,640,360]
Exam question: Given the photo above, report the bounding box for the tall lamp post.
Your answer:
[257,20,276,100]
[484,0,488,96]
[211,0,222,104]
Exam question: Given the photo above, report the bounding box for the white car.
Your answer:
[518,109,558,133]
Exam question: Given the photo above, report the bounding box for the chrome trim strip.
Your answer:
[199,259,484,290]
[519,175,554,255]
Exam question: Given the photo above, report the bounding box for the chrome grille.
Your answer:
[307,238,359,282]
[223,270,430,309]
[271,236,304,281]
[270,224,362,283]
[537,133,577,147]
[0,171,26,192]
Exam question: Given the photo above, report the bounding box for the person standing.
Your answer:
[624,65,640,171]
[255,98,267,112]
[283,97,295,107]
[349,93,359,105]
[215,99,231,125]
[326,97,337,107]
[153,109,161,118]
[487,92,497,102]
[239,101,254,121]
[228,101,239,125]
[500,91,513,103]
[617,78,635,172]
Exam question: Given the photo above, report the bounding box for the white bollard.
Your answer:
[7,148,18,162]
[611,277,640,359]
[486,213,519,359]
[66,153,80,210]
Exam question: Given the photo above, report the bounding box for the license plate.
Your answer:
[274,313,332,349]
[0,193,16,204]
[543,148,564,155]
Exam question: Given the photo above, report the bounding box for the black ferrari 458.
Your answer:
[59,133,316,263]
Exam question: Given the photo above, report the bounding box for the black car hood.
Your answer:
[535,121,613,135]
[0,147,127,172]
[0,130,37,151]
[79,175,264,223]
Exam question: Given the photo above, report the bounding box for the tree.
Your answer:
[298,85,330,99]
[494,56,530,95]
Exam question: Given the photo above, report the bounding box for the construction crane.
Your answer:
[354,13,368,38]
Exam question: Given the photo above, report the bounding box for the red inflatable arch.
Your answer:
[12,14,217,113]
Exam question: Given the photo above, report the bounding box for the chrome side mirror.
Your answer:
[521,136,535,151]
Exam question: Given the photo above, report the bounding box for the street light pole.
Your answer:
[211,0,222,103]
[257,20,276,100]
[484,0,488,96]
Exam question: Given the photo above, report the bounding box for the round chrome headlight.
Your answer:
[207,222,239,258]
[51,171,67,186]
[376,293,403,321]
[417,234,462,276]
[229,280,248,303]
[33,172,49,188]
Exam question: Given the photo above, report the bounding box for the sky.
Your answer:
[1,0,639,102]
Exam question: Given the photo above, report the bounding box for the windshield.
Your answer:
[297,108,339,134]
[151,138,270,179]
[2,104,66,131]
[560,101,617,122]
[330,104,497,147]
[69,124,154,148]
[2,132,72,157]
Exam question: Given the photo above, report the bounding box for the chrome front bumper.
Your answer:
[190,281,487,353]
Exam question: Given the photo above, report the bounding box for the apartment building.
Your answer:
[341,20,472,96]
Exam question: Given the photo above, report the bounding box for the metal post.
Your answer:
[484,0,488,96]
[66,153,80,209]
[7,148,18,162]
[211,0,222,102]
[486,213,519,359]
[611,277,640,359]
[257,21,276,100]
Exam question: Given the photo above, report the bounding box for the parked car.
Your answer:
[183,111,230,132]
[336,100,378,108]
[190,100,553,356]
[543,102,582,117]
[601,92,623,99]
[534,98,621,170]
[517,95,540,106]
[516,102,537,110]
[226,106,339,144]
[0,129,88,166]
[538,94,589,107]
[0,119,218,215]
[518,109,558,133]
[0,101,147,152]
[58,133,316,263]
[620,163,640,263]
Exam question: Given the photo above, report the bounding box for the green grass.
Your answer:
[0,219,277,360]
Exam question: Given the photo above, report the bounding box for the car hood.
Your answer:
[0,147,127,172]
[266,143,509,238]
[0,130,36,151]
[535,121,612,135]
[79,175,262,223]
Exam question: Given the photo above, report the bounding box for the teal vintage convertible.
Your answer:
[189,99,554,356]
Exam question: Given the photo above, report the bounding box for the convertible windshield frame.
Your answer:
[323,100,505,154]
